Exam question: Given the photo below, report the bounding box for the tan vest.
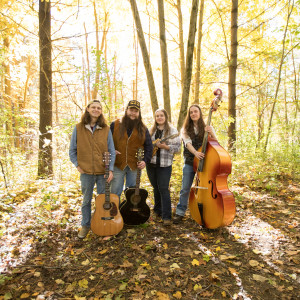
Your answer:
[113,119,145,170]
[76,123,109,174]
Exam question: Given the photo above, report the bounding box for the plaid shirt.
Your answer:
[150,126,181,167]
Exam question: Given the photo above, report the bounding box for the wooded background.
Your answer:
[0,0,299,187]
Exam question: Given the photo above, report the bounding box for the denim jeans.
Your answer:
[111,166,137,198]
[146,164,172,220]
[80,173,106,227]
[175,163,195,216]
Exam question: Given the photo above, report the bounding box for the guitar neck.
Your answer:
[135,169,141,195]
[160,133,177,143]
[105,166,110,202]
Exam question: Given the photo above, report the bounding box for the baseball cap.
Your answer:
[127,100,140,110]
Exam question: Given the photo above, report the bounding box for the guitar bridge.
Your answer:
[101,217,114,220]
[131,208,140,212]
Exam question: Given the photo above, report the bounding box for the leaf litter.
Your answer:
[0,178,299,299]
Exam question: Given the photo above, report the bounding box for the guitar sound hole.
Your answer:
[130,195,141,205]
[110,202,118,217]
[103,203,112,210]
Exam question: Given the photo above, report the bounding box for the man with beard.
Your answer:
[110,100,153,198]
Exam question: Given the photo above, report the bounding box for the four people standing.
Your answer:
[70,100,218,235]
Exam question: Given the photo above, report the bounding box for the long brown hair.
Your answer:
[182,104,205,139]
[119,108,146,138]
[80,100,107,127]
[149,108,171,137]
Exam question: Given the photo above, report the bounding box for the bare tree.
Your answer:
[264,0,294,151]
[38,0,53,178]
[177,0,199,129]
[157,0,171,120]
[228,0,238,154]
[129,0,159,113]
[194,0,204,104]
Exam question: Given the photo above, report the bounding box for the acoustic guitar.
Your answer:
[152,133,179,157]
[91,152,124,236]
[120,148,150,225]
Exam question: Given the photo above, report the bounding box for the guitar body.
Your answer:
[120,188,150,225]
[91,193,124,236]
[189,140,236,229]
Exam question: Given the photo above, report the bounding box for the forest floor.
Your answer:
[0,174,299,300]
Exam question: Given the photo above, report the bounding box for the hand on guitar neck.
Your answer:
[152,133,179,157]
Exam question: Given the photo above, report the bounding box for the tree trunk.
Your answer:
[84,23,91,103]
[38,0,53,178]
[157,0,171,120]
[104,33,112,109]
[92,2,109,100]
[194,0,204,104]
[129,0,158,113]
[264,0,294,151]
[3,37,13,141]
[177,0,199,130]
[175,0,185,92]
[228,0,238,154]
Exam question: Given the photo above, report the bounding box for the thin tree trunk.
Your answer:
[291,53,299,137]
[133,18,138,100]
[113,53,117,120]
[104,33,112,109]
[84,23,91,103]
[228,0,238,154]
[176,0,185,92]
[157,0,171,120]
[82,48,87,106]
[177,0,199,130]
[129,0,159,113]
[255,79,264,151]
[194,0,204,104]
[38,0,53,177]
[92,0,100,100]
[264,0,294,151]
[3,37,13,140]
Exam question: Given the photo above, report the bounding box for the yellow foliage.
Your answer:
[78,279,88,289]
[173,291,182,299]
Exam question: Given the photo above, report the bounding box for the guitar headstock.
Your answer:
[211,88,223,111]
[103,152,110,166]
[136,148,144,162]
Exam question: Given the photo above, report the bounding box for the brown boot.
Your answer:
[78,226,90,239]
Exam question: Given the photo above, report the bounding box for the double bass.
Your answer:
[189,89,236,229]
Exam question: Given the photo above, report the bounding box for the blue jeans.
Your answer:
[175,163,195,216]
[80,173,106,227]
[111,166,137,198]
[146,164,172,220]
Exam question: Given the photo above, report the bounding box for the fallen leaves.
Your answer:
[253,274,268,282]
